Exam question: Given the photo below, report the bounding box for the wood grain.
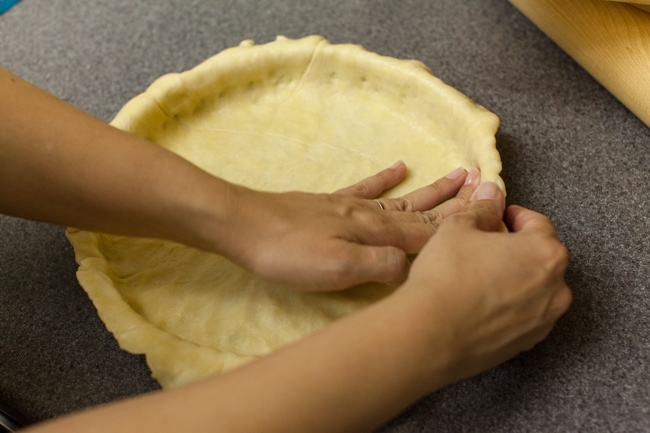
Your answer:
[604,0,650,13]
[509,0,650,127]
[604,0,650,5]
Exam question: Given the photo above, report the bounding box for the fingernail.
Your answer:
[470,181,502,201]
[390,160,405,169]
[445,166,466,179]
[464,168,480,185]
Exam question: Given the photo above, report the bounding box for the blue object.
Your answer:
[0,0,20,15]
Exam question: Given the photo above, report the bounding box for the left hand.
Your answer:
[213,162,481,291]
[398,184,571,385]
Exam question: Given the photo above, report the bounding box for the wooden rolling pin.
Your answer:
[508,0,650,127]
[605,0,650,14]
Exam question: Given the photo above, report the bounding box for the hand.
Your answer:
[217,162,481,291]
[399,182,572,384]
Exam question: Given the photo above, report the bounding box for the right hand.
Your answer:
[215,163,480,291]
[399,182,572,385]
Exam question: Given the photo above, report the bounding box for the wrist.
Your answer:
[385,281,463,392]
[157,169,243,255]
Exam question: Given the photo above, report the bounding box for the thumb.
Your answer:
[464,182,506,232]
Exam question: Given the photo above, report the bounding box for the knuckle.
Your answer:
[327,253,360,285]
[392,196,410,211]
[555,286,573,314]
[358,209,384,226]
[333,202,355,218]
[557,244,570,267]
[540,284,572,324]
[330,261,353,282]
[538,240,569,272]
[350,181,370,196]
[417,210,441,225]
[329,247,409,287]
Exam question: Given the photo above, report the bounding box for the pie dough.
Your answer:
[66,35,503,389]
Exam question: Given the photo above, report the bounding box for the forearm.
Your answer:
[15,179,571,433]
[0,66,486,289]
[0,66,234,249]
[195,294,450,433]
[24,292,451,433]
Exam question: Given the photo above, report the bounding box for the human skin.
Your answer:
[0,65,571,432]
[23,185,571,433]
[0,65,479,291]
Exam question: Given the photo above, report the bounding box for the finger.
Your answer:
[505,205,558,237]
[452,182,505,232]
[503,324,556,360]
[417,167,480,219]
[353,215,438,254]
[335,161,407,198]
[382,166,470,212]
[333,243,411,288]
[547,283,573,321]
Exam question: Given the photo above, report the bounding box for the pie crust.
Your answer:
[66,35,502,389]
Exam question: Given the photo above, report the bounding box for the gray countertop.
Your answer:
[1,0,648,431]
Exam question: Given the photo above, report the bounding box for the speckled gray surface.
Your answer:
[0,0,648,431]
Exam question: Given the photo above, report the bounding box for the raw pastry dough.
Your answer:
[66,36,502,389]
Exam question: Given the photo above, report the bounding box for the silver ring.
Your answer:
[374,199,386,211]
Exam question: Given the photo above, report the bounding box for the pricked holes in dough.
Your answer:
[268,70,294,87]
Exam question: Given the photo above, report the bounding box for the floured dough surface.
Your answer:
[66,35,502,389]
